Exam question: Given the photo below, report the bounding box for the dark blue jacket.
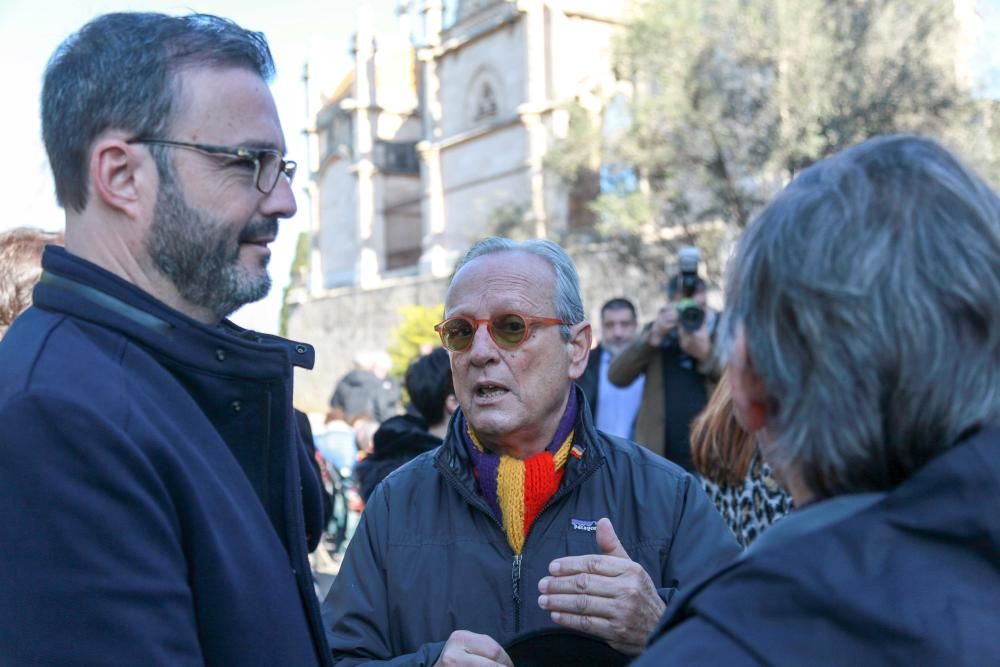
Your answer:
[635,424,1000,666]
[324,388,741,665]
[0,248,331,666]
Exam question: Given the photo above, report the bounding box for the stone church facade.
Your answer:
[289,0,652,411]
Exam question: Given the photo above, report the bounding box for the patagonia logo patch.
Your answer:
[570,444,585,459]
[571,519,598,532]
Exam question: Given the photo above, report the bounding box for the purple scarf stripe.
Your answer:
[460,389,579,524]
[467,442,502,520]
[550,389,578,453]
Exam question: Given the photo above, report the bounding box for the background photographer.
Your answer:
[608,247,721,470]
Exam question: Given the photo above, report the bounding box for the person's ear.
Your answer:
[88,137,152,220]
[566,320,592,381]
[729,328,771,434]
[444,394,459,416]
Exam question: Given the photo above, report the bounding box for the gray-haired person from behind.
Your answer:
[635,134,1000,665]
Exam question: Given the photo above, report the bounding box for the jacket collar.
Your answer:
[35,247,314,378]
[649,422,1000,642]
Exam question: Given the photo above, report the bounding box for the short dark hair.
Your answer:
[719,134,1000,499]
[600,298,636,320]
[42,12,275,212]
[404,347,454,426]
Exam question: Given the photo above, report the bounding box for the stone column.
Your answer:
[418,0,449,276]
[520,0,550,238]
[355,1,382,287]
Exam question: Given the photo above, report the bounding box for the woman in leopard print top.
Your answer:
[691,372,792,547]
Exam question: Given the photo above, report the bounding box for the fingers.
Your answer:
[538,590,620,619]
[538,559,651,608]
[437,631,514,667]
[538,574,638,611]
[539,591,661,657]
[544,610,645,656]
[652,307,677,336]
[545,551,632,579]
[596,517,629,559]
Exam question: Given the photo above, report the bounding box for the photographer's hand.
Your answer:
[648,306,678,347]
[679,321,712,362]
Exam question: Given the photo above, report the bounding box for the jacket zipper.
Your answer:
[512,554,523,633]
[436,445,607,637]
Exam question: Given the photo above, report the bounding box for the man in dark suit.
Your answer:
[578,298,644,439]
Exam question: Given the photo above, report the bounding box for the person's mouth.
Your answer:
[473,380,510,401]
[239,219,278,247]
[243,235,275,247]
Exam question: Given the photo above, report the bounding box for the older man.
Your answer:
[636,135,1000,665]
[324,238,739,665]
[0,13,328,665]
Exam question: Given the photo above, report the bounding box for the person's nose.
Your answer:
[466,322,500,365]
[259,175,297,219]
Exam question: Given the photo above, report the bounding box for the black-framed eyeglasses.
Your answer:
[434,313,566,352]
[127,138,297,194]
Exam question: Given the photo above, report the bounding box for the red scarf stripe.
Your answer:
[523,452,563,538]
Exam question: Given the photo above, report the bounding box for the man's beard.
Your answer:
[147,178,276,321]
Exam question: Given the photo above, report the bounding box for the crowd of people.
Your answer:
[0,9,997,667]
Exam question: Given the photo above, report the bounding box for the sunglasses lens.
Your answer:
[440,318,475,351]
[491,314,528,347]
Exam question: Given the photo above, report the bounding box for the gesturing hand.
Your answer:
[537,518,665,656]
[433,630,514,667]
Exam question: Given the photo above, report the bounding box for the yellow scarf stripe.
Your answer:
[553,433,573,471]
[467,424,485,452]
[466,425,576,555]
[496,456,526,554]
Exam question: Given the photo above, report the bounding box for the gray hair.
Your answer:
[719,134,1000,499]
[42,12,275,212]
[452,237,586,339]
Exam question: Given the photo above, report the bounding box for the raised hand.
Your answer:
[538,518,666,655]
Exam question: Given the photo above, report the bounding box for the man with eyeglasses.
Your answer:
[324,238,739,666]
[0,13,329,666]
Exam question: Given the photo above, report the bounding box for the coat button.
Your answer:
[216,349,226,361]
[295,344,307,354]
[231,401,241,413]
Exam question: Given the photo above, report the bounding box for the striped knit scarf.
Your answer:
[461,390,582,554]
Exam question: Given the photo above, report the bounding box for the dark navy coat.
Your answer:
[324,388,741,665]
[635,424,1000,666]
[0,247,330,666]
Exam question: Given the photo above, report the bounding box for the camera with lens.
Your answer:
[674,246,705,333]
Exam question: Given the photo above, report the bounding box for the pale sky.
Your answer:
[0,0,397,333]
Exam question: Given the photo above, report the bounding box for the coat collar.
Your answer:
[35,246,314,379]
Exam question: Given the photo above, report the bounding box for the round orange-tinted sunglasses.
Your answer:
[434,313,565,351]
